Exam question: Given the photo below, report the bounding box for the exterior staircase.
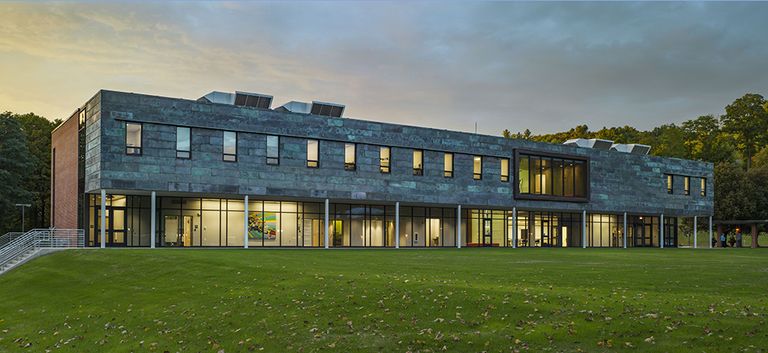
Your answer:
[0,229,84,275]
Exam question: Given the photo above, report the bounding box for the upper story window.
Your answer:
[307,139,319,168]
[473,156,482,180]
[517,152,588,200]
[444,153,454,178]
[223,131,237,162]
[266,135,279,165]
[345,143,356,171]
[176,127,190,159]
[684,176,690,195]
[666,174,673,194]
[701,178,707,197]
[380,146,390,173]
[413,150,423,176]
[125,122,142,155]
[500,158,509,182]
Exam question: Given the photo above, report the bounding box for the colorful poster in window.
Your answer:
[248,212,277,240]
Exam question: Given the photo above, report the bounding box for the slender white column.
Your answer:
[693,216,698,249]
[100,189,106,249]
[150,191,156,249]
[457,205,462,248]
[708,216,713,248]
[512,207,517,248]
[243,195,249,249]
[581,210,587,248]
[395,202,400,249]
[623,212,627,249]
[660,213,665,248]
[324,199,329,249]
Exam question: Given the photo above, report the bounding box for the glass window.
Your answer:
[176,126,190,159]
[574,160,586,197]
[266,135,279,165]
[223,131,237,162]
[532,156,542,194]
[564,161,574,197]
[500,158,509,182]
[684,176,690,195]
[345,143,356,171]
[701,178,706,197]
[380,146,390,173]
[519,156,529,193]
[552,159,563,196]
[444,153,453,178]
[473,156,482,180]
[125,122,142,155]
[307,140,319,168]
[413,150,423,176]
[666,174,673,194]
[541,158,552,194]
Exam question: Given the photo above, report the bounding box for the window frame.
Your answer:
[514,149,590,203]
[500,158,509,182]
[473,156,483,180]
[413,149,424,176]
[379,146,391,174]
[266,135,280,165]
[344,143,356,171]
[125,122,143,156]
[684,176,690,195]
[444,152,454,178]
[701,177,706,197]
[666,174,674,194]
[222,131,237,162]
[176,126,191,159]
[307,139,319,168]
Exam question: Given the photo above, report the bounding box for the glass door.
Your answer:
[482,219,492,246]
[111,208,126,246]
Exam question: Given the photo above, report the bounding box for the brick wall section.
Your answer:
[51,111,79,229]
[87,90,714,217]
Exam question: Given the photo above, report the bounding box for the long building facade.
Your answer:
[51,90,714,248]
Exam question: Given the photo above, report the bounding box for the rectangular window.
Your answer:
[519,156,530,193]
[307,140,319,168]
[473,156,482,180]
[413,150,423,176]
[517,152,587,200]
[701,178,706,197]
[444,153,453,178]
[666,174,673,194]
[266,135,279,165]
[380,146,390,173]
[344,143,356,170]
[684,176,690,195]
[223,131,237,162]
[125,122,142,155]
[500,158,509,182]
[176,126,190,159]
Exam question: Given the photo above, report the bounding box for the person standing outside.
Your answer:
[735,228,743,248]
[720,233,727,247]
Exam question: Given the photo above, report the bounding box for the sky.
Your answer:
[0,2,767,135]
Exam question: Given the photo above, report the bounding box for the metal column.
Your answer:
[457,205,462,249]
[660,213,664,248]
[709,216,713,248]
[582,210,586,249]
[324,199,329,249]
[395,202,400,249]
[150,191,156,249]
[693,216,698,249]
[244,195,249,249]
[100,189,106,249]
[512,207,517,249]
[623,212,627,249]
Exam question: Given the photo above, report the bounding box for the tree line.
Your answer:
[0,112,60,234]
[503,93,768,221]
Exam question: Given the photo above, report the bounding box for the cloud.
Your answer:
[0,2,766,135]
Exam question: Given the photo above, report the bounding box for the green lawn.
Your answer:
[0,249,767,352]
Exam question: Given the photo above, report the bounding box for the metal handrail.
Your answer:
[0,228,84,271]
[0,232,24,247]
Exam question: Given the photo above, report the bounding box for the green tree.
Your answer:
[13,113,59,229]
[0,113,34,233]
[721,93,768,170]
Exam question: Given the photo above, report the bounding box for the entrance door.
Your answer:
[94,207,126,247]
[541,220,551,247]
[182,215,193,247]
[332,220,343,247]
[633,222,651,247]
[482,219,492,246]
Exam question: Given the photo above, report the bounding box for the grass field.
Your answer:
[0,249,766,352]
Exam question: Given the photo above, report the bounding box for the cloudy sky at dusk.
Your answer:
[1,1,767,135]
